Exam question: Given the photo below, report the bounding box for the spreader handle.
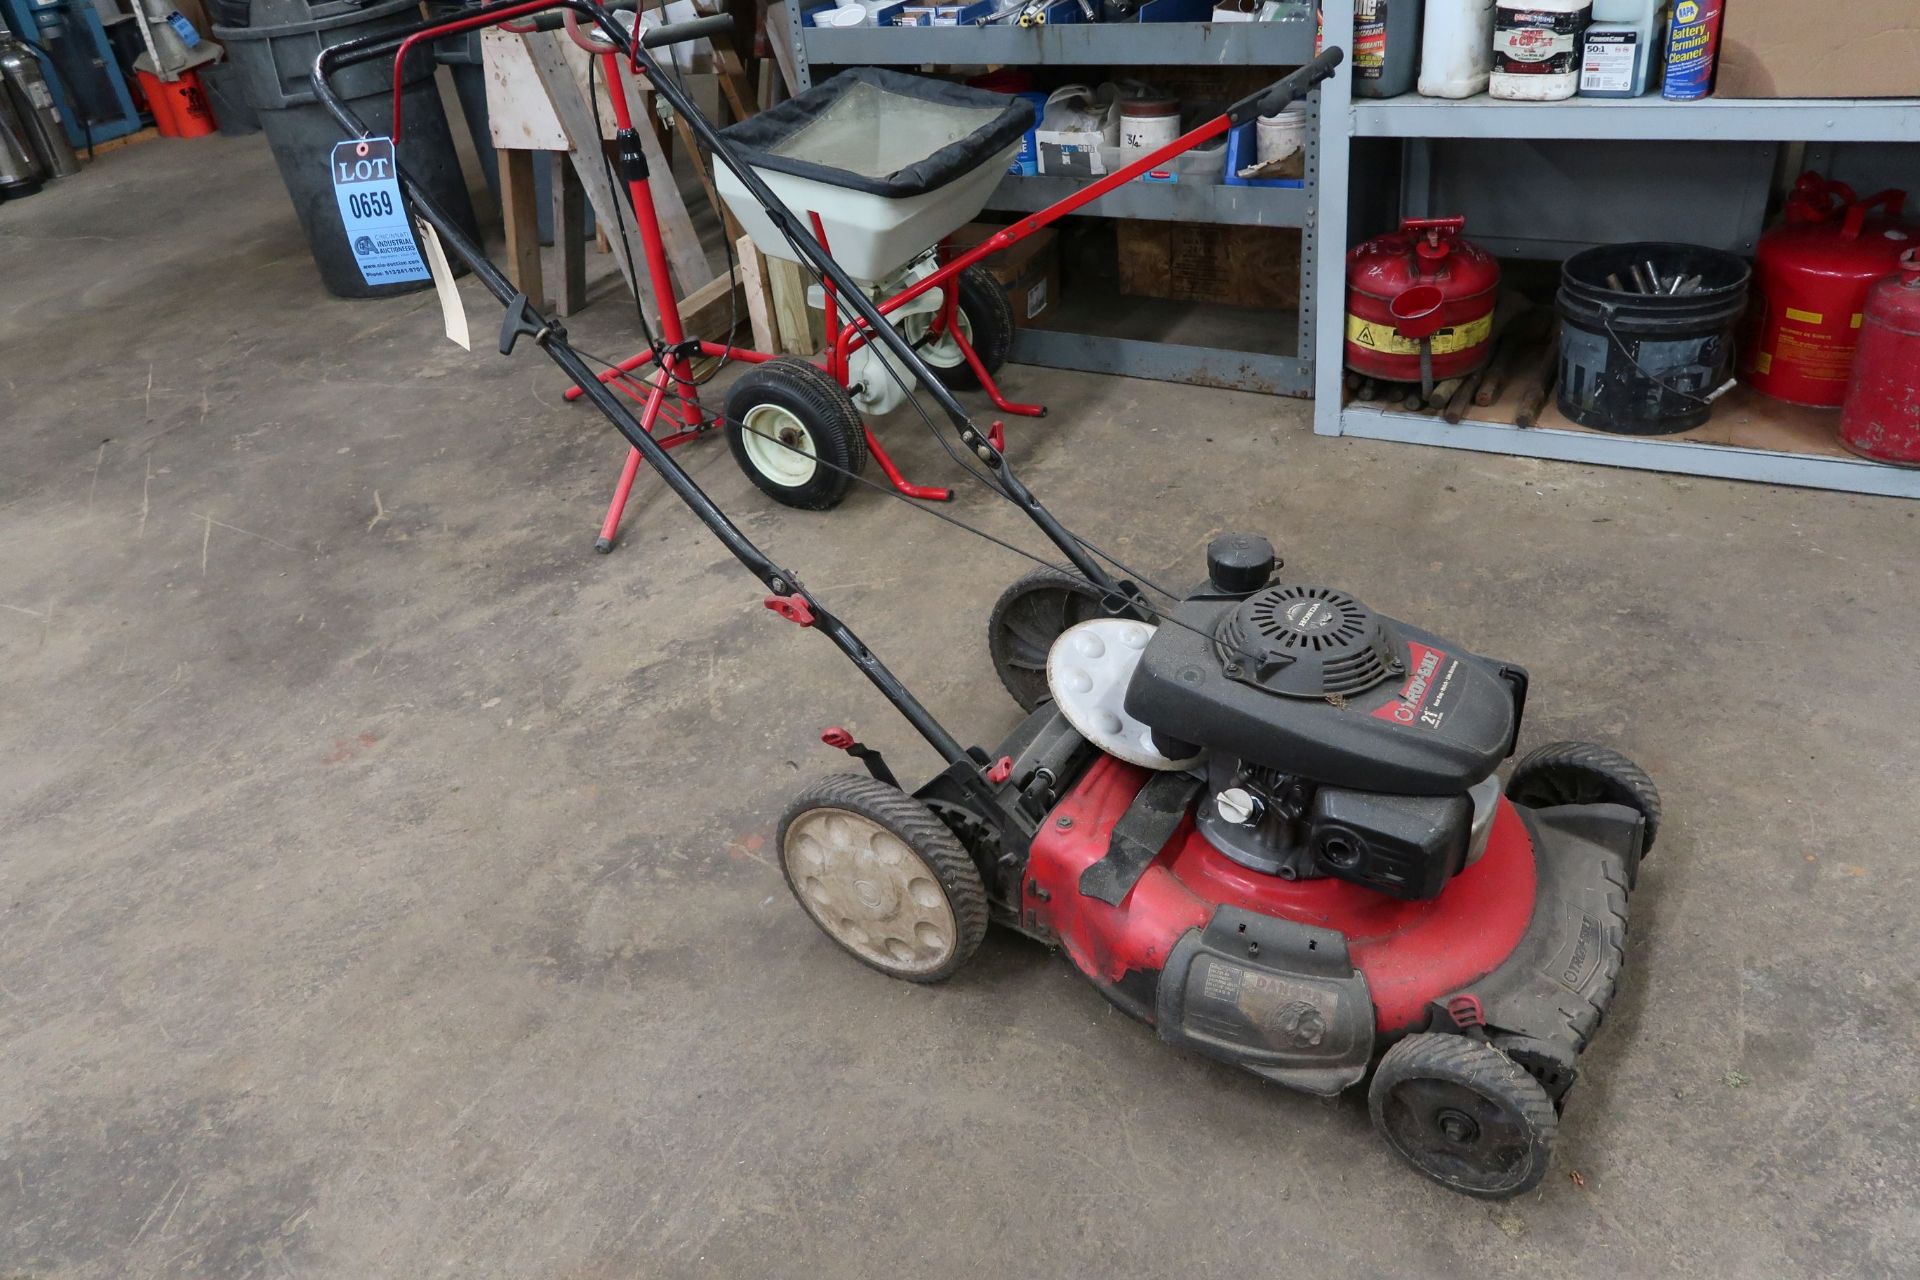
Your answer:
[1227,46,1346,126]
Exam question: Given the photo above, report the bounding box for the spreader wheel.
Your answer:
[1369,1034,1559,1200]
[901,265,1015,392]
[1507,741,1662,854]
[724,357,868,510]
[987,567,1112,712]
[777,775,989,983]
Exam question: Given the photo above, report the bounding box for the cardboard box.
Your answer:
[949,223,1060,327]
[1115,222,1302,311]
[1716,0,1920,99]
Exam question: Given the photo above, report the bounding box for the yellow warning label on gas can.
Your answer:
[1346,311,1493,356]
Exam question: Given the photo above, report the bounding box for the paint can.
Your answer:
[1255,102,1309,165]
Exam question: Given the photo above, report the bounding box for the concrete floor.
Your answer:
[4,134,1918,1280]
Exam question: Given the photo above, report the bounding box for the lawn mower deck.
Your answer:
[797,535,1657,1199]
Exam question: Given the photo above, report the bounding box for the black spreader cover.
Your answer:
[716,68,1037,199]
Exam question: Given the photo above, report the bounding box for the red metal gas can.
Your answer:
[1345,217,1500,384]
[1746,174,1916,407]
[1839,252,1920,466]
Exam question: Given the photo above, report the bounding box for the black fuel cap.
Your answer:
[1207,533,1278,595]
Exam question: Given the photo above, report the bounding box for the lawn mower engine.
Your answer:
[789,534,1658,1198]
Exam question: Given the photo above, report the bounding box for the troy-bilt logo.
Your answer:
[1373,641,1445,726]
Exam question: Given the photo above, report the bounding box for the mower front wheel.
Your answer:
[987,566,1114,712]
[724,357,868,510]
[1507,740,1662,856]
[777,775,989,983]
[1368,1033,1559,1200]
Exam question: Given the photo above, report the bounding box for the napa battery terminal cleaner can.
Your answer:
[1662,0,1723,99]
[1491,0,1592,101]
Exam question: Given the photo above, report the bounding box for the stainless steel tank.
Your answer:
[0,35,81,180]
[0,81,44,198]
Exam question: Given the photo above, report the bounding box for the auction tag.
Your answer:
[416,218,470,350]
[329,137,429,287]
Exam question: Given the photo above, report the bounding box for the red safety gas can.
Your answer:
[1839,252,1920,467]
[1746,174,1916,407]
[1345,217,1500,384]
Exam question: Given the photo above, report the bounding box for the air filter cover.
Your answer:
[1217,584,1398,698]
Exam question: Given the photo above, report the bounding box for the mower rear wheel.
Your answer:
[724,357,867,510]
[900,265,1015,392]
[1369,1034,1559,1200]
[1507,741,1662,854]
[987,567,1113,712]
[777,775,989,983]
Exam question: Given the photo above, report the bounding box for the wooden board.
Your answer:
[481,11,714,148]
[737,234,777,354]
[500,149,546,311]
[518,30,711,302]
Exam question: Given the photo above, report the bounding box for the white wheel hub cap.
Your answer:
[740,403,818,486]
[785,809,957,975]
[899,301,975,370]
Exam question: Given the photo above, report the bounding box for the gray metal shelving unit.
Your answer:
[1312,0,1920,498]
[791,11,1320,393]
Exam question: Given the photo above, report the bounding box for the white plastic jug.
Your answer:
[1579,0,1660,96]
[1419,0,1499,99]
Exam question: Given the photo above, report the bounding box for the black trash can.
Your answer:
[199,60,260,136]
[216,0,479,299]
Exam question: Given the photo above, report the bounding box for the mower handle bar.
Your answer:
[304,0,1141,815]
[1226,47,1346,127]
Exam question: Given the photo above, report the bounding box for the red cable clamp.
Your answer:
[764,593,816,627]
[986,756,1013,784]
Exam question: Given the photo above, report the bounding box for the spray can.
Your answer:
[0,36,80,179]
[1661,0,1724,100]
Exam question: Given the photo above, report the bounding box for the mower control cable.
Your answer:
[568,340,1281,672]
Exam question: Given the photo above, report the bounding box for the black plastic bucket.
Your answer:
[216,0,478,300]
[1556,242,1750,435]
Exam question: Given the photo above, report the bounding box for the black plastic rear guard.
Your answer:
[1434,802,1642,1101]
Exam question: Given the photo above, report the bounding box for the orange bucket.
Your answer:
[135,69,177,134]
[137,69,217,138]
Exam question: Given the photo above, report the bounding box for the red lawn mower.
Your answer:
[317,5,1659,1199]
